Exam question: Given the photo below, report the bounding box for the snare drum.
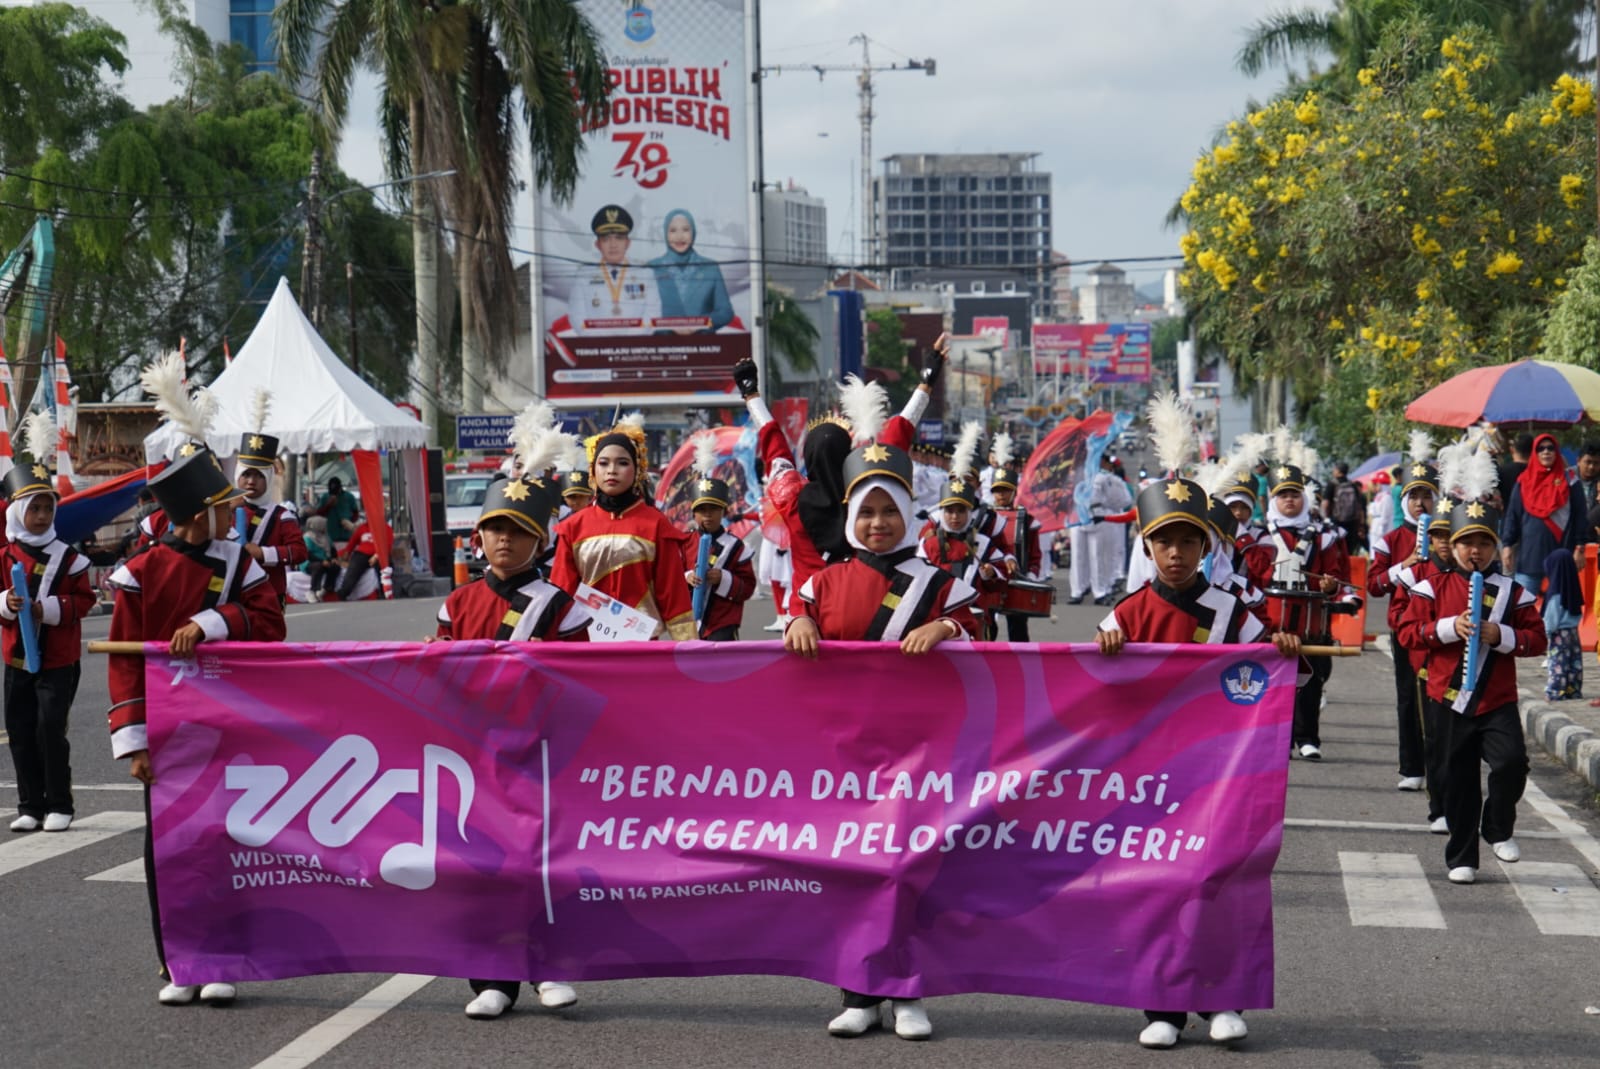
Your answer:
[1265,586,1334,643]
[1001,579,1055,617]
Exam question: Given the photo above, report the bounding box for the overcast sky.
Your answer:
[338,0,1297,290]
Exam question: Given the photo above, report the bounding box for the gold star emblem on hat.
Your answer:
[1164,480,1192,503]
[503,480,531,501]
[1411,463,1426,477]
[179,443,198,457]
[949,477,965,492]
[863,444,890,462]
[699,478,715,492]
[31,464,47,479]
[248,434,265,450]
[1465,501,1485,518]
[1276,466,1291,481]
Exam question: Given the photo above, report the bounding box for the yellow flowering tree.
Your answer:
[1179,18,1595,455]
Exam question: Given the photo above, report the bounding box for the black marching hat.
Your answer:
[1135,476,1212,539]
[843,442,914,501]
[691,477,733,511]
[937,473,979,511]
[1401,459,1440,497]
[1,451,54,501]
[1269,463,1307,495]
[237,432,281,471]
[990,466,1019,492]
[591,204,633,236]
[1207,495,1239,542]
[478,475,562,540]
[1448,498,1501,544]
[1220,471,1258,504]
[148,447,244,521]
[559,470,593,498]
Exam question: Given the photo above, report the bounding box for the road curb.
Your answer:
[1518,688,1600,794]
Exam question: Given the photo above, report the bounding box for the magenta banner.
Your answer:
[147,642,1295,1009]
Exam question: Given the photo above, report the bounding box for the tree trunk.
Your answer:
[409,99,441,446]
[458,231,484,413]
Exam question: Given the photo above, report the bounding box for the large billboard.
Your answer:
[534,0,759,407]
[1031,323,1152,384]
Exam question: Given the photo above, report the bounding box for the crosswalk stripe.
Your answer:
[1338,851,1447,929]
[0,811,144,877]
[85,858,145,883]
[0,782,142,792]
[250,973,435,1069]
[1499,860,1600,937]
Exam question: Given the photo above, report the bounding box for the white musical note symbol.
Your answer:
[379,745,475,891]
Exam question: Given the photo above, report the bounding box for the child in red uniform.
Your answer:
[917,475,1010,638]
[1368,448,1439,793]
[107,444,286,1006]
[785,441,977,1042]
[235,420,307,603]
[434,470,590,1018]
[2,421,96,833]
[683,475,755,641]
[1391,509,1457,833]
[1398,490,1545,884]
[989,460,1043,641]
[1097,470,1299,1049]
[551,416,695,640]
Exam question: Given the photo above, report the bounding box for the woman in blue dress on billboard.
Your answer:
[649,209,734,334]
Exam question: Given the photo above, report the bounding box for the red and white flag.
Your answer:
[0,338,14,462]
[53,336,76,495]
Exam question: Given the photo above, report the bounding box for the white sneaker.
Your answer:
[199,982,236,1005]
[1448,866,1477,884]
[1209,1011,1248,1042]
[1429,816,1449,834]
[158,983,200,1005]
[1298,744,1322,760]
[537,981,577,1008]
[465,989,513,1019]
[1492,839,1520,863]
[1396,776,1424,792]
[889,999,932,1040]
[762,618,787,633]
[9,814,39,832]
[827,1006,880,1037]
[42,812,71,832]
[1139,1021,1180,1048]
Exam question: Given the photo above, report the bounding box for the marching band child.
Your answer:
[1367,434,1439,791]
[1390,507,1456,832]
[234,389,306,604]
[785,440,978,1041]
[1397,451,1544,885]
[2,414,95,834]
[683,433,755,641]
[987,435,1043,642]
[550,414,696,640]
[433,426,589,1019]
[917,423,1012,638]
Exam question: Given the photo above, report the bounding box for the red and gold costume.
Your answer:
[1396,568,1545,715]
[1098,580,1266,645]
[551,498,695,640]
[106,537,286,758]
[793,551,978,642]
[437,568,591,642]
[1368,521,1421,601]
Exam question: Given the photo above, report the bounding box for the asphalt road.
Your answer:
[4,584,1600,1068]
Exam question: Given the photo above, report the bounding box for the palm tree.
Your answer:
[275,0,608,438]
[764,285,820,383]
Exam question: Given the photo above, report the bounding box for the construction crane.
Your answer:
[762,35,935,267]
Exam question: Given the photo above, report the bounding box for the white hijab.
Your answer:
[845,476,920,554]
[5,491,57,548]
[1267,495,1312,530]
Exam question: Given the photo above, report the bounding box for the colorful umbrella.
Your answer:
[1405,359,1600,427]
[1350,452,1400,480]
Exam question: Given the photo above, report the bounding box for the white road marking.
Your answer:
[1498,860,1600,937]
[0,811,144,877]
[0,782,142,792]
[1289,817,1564,839]
[85,858,145,882]
[249,973,435,1069]
[286,607,344,618]
[1338,851,1446,929]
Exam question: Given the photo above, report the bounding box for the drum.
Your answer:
[1265,585,1335,643]
[1001,579,1055,618]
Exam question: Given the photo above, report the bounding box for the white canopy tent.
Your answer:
[143,277,437,571]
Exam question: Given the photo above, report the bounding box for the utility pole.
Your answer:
[346,261,360,374]
[299,146,324,327]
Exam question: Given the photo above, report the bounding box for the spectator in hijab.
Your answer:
[1501,433,1583,594]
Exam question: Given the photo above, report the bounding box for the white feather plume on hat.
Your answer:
[1460,444,1498,503]
[1270,425,1293,463]
[21,409,55,464]
[141,351,215,445]
[991,431,1014,469]
[838,375,887,445]
[1290,439,1320,479]
[692,430,720,478]
[509,402,555,469]
[950,421,982,482]
[251,387,272,436]
[518,427,566,480]
[1435,441,1468,499]
[1408,429,1434,462]
[1146,392,1193,475]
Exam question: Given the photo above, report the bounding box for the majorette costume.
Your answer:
[234,389,306,602]
[682,435,755,641]
[1,413,94,831]
[107,352,285,1007]
[789,439,974,1042]
[1396,451,1544,881]
[1368,432,1440,793]
[736,356,936,597]
[549,414,695,640]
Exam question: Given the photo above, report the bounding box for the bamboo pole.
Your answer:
[1300,644,1362,657]
[86,642,150,654]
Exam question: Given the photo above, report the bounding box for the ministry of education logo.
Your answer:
[1220,660,1268,705]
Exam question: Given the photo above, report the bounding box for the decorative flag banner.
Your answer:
[148,642,1295,1009]
[654,424,759,538]
[0,340,14,461]
[52,335,75,495]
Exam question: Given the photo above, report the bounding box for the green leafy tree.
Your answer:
[1179,20,1594,457]
[1539,238,1600,370]
[864,307,914,411]
[764,285,820,386]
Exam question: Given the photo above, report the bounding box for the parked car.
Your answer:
[445,472,496,543]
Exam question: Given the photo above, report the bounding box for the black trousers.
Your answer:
[841,988,888,1009]
[1144,1010,1236,1028]
[1292,655,1333,748]
[468,979,521,1005]
[1002,613,1031,642]
[144,785,168,973]
[306,561,339,595]
[701,625,739,642]
[1420,687,1449,822]
[5,662,79,818]
[1391,639,1424,778]
[1441,701,1527,870]
[336,554,372,599]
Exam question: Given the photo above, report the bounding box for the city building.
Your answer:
[762,183,828,267]
[762,183,832,388]
[872,152,1054,320]
[0,1,279,108]
[1076,261,1137,324]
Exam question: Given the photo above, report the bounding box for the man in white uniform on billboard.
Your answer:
[567,205,661,335]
